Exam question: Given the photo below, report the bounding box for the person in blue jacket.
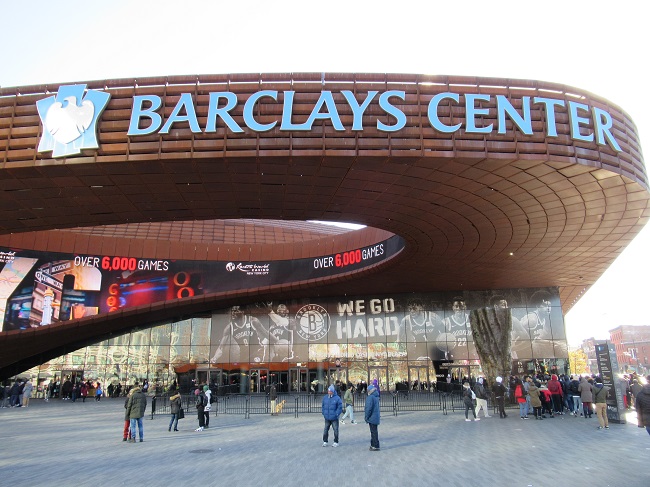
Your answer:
[322,385,343,447]
[365,384,381,451]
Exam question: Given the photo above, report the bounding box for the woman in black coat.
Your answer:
[635,377,650,436]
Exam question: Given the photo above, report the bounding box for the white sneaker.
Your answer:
[340,421,346,424]
[475,418,480,421]
[332,443,338,447]
[195,427,203,432]
[465,419,471,422]
[322,442,328,447]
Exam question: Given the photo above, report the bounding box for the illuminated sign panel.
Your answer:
[0,236,402,332]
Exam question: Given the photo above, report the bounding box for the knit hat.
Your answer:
[328,385,335,393]
[367,384,376,394]
[478,377,484,384]
[496,376,503,383]
[203,385,209,392]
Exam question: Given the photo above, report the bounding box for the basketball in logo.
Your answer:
[225,262,236,272]
[295,304,330,341]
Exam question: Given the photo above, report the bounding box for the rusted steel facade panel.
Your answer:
[0,73,647,323]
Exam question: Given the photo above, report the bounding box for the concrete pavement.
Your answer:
[0,399,648,487]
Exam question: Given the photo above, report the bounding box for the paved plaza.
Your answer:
[0,398,648,487]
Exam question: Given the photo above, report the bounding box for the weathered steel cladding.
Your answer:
[0,73,648,317]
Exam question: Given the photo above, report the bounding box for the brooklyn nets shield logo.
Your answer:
[295,304,330,341]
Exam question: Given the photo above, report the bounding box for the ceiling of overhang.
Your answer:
[1,155,648,315]
[0,73,649,317]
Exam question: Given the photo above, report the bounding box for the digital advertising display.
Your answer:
[0,236,403,332]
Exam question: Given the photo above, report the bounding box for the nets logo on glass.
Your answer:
[36,84,110,158]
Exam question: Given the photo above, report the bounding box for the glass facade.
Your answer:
[17,288,569,397]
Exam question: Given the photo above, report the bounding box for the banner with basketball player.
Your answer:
[205,288,567,365]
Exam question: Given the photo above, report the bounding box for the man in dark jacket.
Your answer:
[195,386,207,432]
[365,384,381,451]
[474,377,490,418]
[592,378,610,429]
[492,376,507,418]
[321,385,343,447]
[635,376,650,436]
[126,385,147,442]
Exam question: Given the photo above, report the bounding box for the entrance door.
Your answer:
[408,366,429,390]
[249,369,268,393]
[197,368,226,393]
[196,369,209,387]
[368,366,389,391]
[289,367,308,392]
[209,369,225,388]
[276,371,289,393]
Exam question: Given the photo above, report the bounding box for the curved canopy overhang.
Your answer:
[0,73,648,377]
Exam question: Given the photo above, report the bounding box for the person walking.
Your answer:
[474,377,490,418]
[462,382,478,421]
[365,383,380,451]
[95,382,103,401]
[514,378,528,419]
[528,380,543,419]
[569,375,582,416]
[578,376,593,418]
[169,391,181,432]
[203,386,212,429]
[9,380,21,407]
[340,385,356,424]
[125,385,147,442]
[269,383,278,415]
[80,382,88,402]
[592,378,610,430]
[195,386,206,432]
[492,376,507,418]
[635,375,650,436]
[321,385,342,447]
[547,374,564,415]
[122,388,134,441]
[22,379,34,407]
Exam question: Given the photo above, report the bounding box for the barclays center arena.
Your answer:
[0,73,647,395]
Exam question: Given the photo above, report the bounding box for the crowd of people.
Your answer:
[0,378,34,407]
[0,376,155,408]
[453,372,650,434]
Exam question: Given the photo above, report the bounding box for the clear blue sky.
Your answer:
[2,0,648,345]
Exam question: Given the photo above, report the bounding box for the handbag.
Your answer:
[178,407,185,419]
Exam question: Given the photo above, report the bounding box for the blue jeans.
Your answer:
[169,413,178,430]
[322,419,339,443]
[130,417,144,440]
[341,404,354,422]
[564,395,574,412]
[572,395,582,414]
[369,423,379,448]
[519,402,528,417]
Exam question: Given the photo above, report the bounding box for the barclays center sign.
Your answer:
[36,83,623,158]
